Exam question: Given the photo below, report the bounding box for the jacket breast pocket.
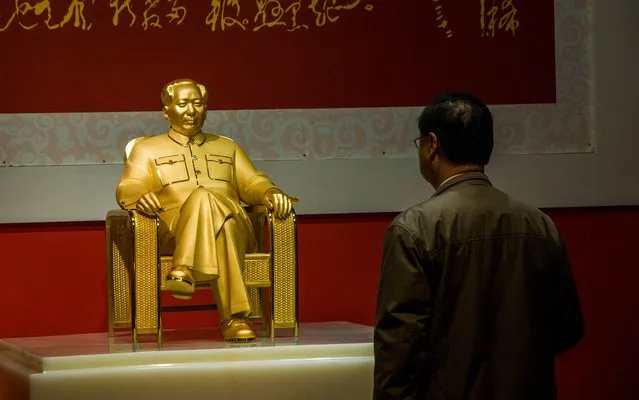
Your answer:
[206,154,233,183]
[154,154,189,186]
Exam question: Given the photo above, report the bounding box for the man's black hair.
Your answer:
[417,92,494,165]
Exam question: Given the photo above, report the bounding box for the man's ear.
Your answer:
[162,106,169,122]
[427,132,439,158]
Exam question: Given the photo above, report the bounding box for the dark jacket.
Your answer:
[373,173,584,400]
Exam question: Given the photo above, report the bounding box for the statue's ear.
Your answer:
[162,106,170,121]
[197,83,208,103]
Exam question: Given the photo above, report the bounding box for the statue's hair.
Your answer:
[161,79,208,106]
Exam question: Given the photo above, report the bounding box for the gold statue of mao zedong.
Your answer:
[115,79,297,341]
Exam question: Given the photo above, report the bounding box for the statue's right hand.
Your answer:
[136,192,163,216]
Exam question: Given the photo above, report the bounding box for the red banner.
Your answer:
[0,0,555,113]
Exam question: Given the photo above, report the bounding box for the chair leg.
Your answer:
[108,318,114,337]
[106,217,119,338]
[107,267,115,338]
[106,255,115,337]
[132,326,138,344]
[131,284,139,344]
[259,287,268,336]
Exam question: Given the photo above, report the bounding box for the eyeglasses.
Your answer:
[413,136,422,148]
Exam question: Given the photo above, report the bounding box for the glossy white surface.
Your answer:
[0,322,374,400]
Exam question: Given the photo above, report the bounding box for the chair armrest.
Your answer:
[106,209,158,240]
[267,207,298,330]
[123,210,161,335]
[268,207,297,246]
[127,210,159,240]
[106,209,130,219]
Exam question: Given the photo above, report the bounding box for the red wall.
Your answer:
[1,207,638,399]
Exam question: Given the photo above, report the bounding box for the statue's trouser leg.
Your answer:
[171,188,251,318]
[209,218,250,321]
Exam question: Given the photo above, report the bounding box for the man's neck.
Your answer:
[434,165,485,188]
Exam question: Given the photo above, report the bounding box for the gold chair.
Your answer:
[106,190,299,344]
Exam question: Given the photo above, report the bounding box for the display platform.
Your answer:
[0,321,374,400]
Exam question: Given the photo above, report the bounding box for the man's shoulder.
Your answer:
[391,189,562,244]
[505,198,564,247]
[472,189,563,244]
[505,195,559,229]
[390,200,433,235]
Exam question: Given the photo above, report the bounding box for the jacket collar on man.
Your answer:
[168,129,206,146]
[432,172,492,197]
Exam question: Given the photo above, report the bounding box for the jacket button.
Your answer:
[192,155,198,161]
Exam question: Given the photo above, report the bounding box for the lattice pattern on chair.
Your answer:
[131,213,160,338]
[106,211,132,332]
[270,213,298,334]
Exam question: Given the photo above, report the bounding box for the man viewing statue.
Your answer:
[115,78,297,342]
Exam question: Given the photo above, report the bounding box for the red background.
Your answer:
[0,0,556,113]
[0,207,638,399]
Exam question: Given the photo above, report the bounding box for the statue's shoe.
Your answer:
[165,266,195,300]
[222,315,256,342]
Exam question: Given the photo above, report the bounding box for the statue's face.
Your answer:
[163,83,206,137]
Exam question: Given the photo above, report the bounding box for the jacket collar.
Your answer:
[432,172,492,197]
[168,129,206,146]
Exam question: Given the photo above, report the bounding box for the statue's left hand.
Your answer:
[263,188,299,219]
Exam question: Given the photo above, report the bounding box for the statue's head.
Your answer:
[161,79,208,137]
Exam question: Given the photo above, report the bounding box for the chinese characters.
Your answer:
[431,0,453,38]
[480,0,520,38]
[205,0,247,32]
[1,0,74,31]
[0,0,373,32]
[253,0,306,32]
[0,0,525,37]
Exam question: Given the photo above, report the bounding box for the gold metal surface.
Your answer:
[243,254,272,286]
[131,212,161,335]
[107,207,298,342]
[106,78,299,343]
[106,210,133,333]
[270,211,299,334]
[246,287,266,322]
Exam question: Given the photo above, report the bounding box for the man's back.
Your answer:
[374,173,584,400]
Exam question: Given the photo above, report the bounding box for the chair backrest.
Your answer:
[123,137,147,163]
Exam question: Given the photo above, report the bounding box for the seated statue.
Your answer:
[115,78,297,342]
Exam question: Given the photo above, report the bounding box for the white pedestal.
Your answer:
[0,322,374,400]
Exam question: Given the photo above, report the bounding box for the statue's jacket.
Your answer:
[115,130,276,251]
